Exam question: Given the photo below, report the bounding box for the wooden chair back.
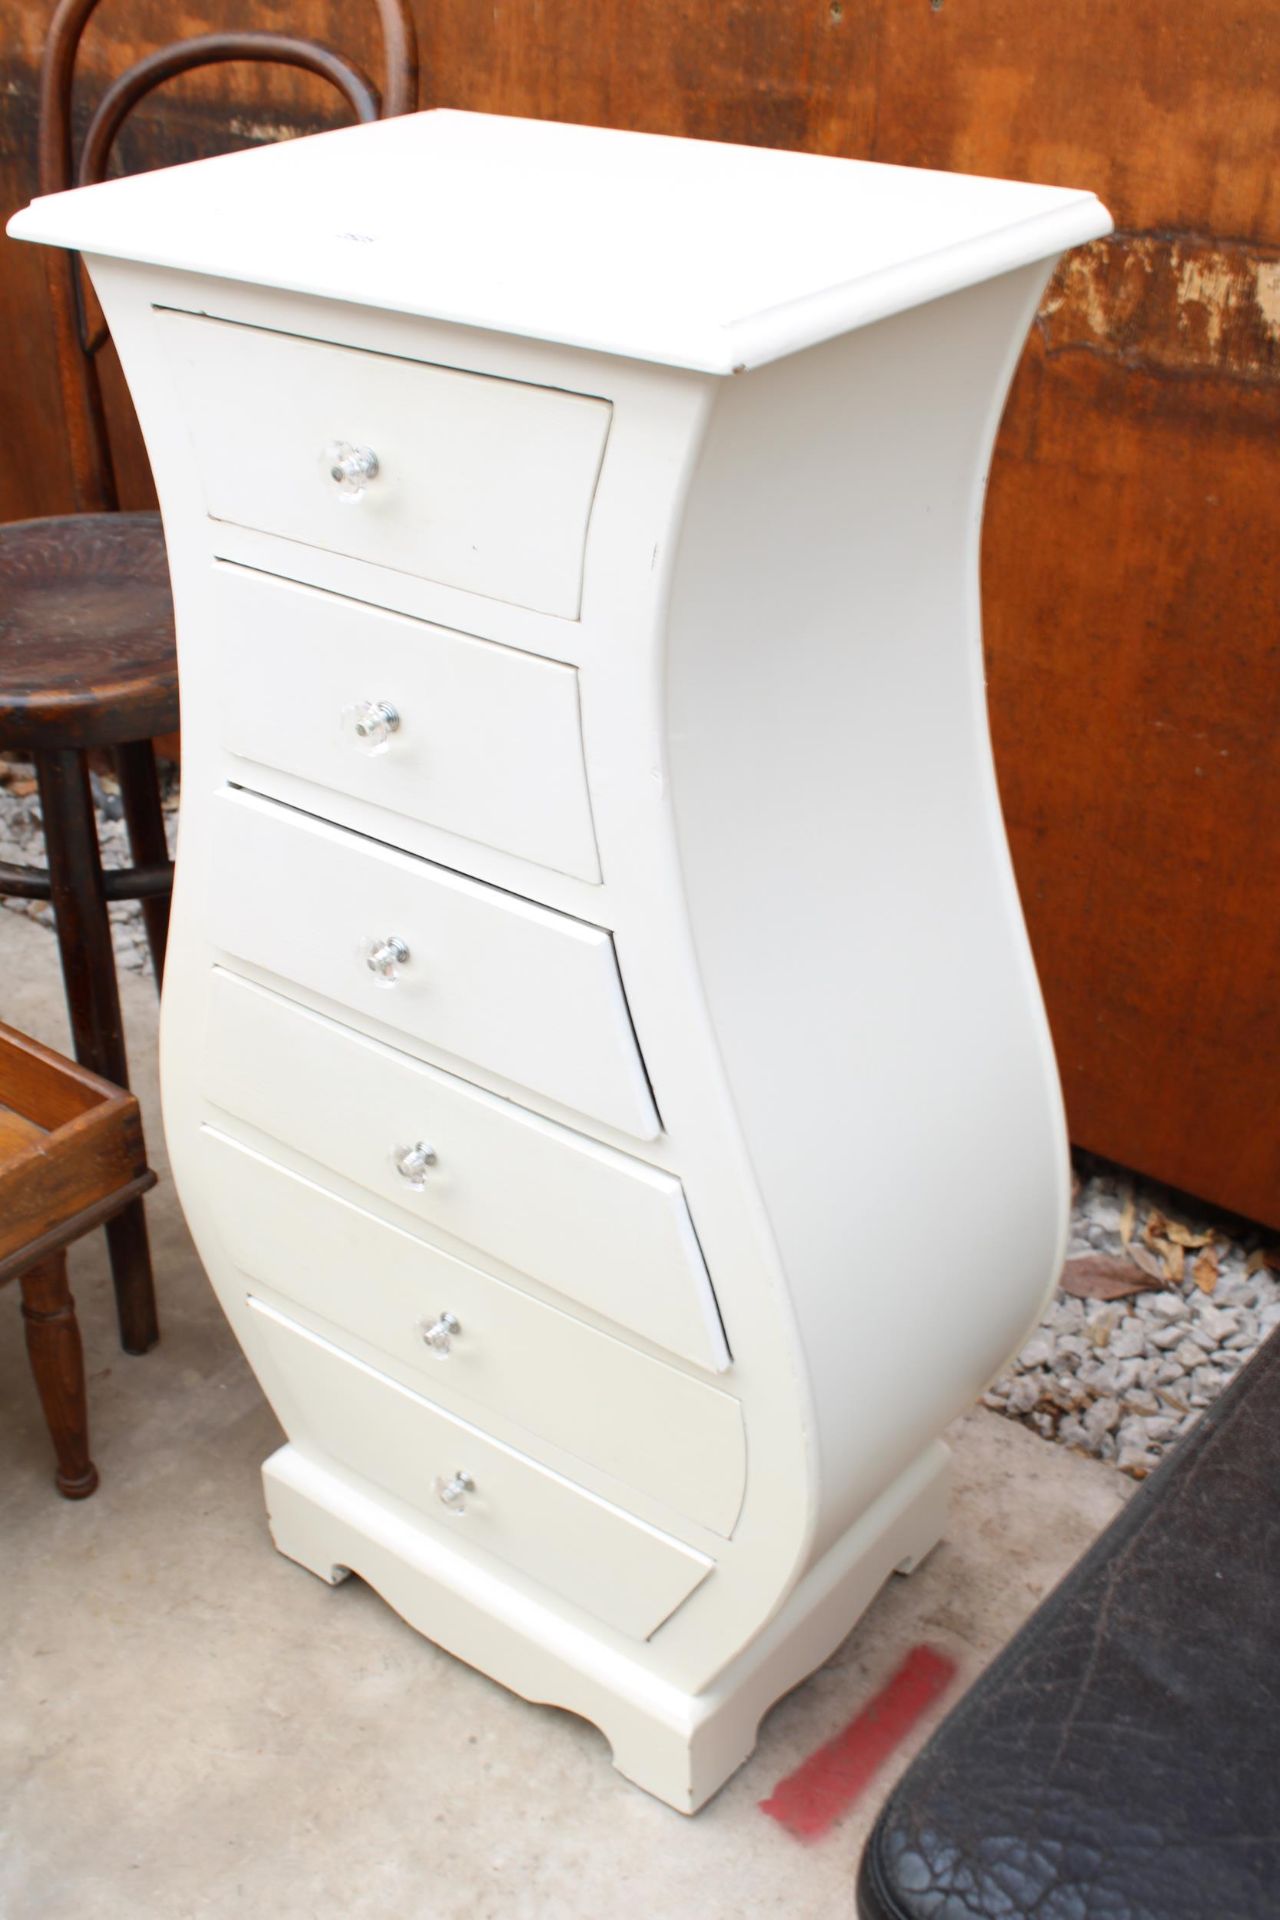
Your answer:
[36,0,419,513]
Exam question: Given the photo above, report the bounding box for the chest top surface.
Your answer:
[8,109,1110,374]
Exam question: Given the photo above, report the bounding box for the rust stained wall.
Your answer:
[1,1,1278,1223]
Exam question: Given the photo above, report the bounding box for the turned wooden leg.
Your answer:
[20,1251,99,1499]
[35,748,159,1355]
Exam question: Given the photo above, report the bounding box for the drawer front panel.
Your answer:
[213,567,600,882]
[202,1128,745,1534]
[208,790,657,1140]
[248,1297,712,1639]
[204,972,730,1373]
[160,310,611,619]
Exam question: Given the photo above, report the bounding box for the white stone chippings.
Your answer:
[992,1165,1280,1478]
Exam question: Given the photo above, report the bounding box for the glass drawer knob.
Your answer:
[351,700,400,753]
[366,934,409,983]
[325,440,379,500]
[436,1470,474,1515]
[394,1140,436,1189]
[421,1311,461,1357]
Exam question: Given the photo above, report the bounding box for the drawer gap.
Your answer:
[153,304,612,409]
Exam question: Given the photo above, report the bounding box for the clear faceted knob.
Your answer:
[421,1311,461,1357]
[351,699,400,753]
[325,440,380,500]
[366,934,409,983]
[394,1140,437,1190]
[435,1470,474,1515]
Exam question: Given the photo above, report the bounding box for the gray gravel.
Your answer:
[985,1165,1280,1476]
[4,753,1275,1482]
[0,756,178,976]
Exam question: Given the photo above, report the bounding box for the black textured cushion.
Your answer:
[858,1329,1280,1920]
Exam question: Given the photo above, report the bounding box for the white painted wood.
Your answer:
[203,970,729,1374]
[261,1436,947,1813]
[158,309,611,618]
[665,263,1075,1557]
[207,789,657,1139]
[8,111,1110,373]
[199,1127,745,1534]
[248,1300,714,1640]
[212,564,601,881]
[12,111,1110,1809]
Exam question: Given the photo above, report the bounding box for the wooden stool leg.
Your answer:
[35,748,128,1085]
[115,738,172,988]
[35,749,159,1355]
[103,1201,159,1355]
[20,1251,100,1498]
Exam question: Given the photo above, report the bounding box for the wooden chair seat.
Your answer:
[0,511,176,751]
[0,1019,157,1497]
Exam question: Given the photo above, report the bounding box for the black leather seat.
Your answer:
[858,1329,1280,1920]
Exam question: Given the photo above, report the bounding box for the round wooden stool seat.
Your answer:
[0,509,175,1358]
[0,510,178,751]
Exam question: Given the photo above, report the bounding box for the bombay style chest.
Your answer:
[11,112,1110,1810]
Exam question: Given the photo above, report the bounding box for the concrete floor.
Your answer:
[0,905,1130,1920]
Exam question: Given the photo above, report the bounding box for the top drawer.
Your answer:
[157,310,612,619]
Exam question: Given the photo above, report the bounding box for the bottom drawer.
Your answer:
[247,1297,713,1640]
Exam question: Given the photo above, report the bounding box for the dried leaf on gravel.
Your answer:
[1128,1243,1168,1282]
[1061,1254,1165,1301]
[1143,1208,1212,1262]
[1246,1247,1280,1277]
[1164,1222,1215,1250]
[1159,1241,1186,1284]
[1120,1192,1136,1247]
[1193,1248,1220,1294]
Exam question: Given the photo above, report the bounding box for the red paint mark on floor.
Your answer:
[759,1643,957,1841]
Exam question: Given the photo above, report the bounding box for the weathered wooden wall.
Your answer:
[2,1,1277,1225]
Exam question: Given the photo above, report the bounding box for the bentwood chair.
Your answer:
[0,0,418,1356]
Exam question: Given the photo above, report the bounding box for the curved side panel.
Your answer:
[666,262,1070,1556]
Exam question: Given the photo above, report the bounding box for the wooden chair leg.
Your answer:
[20,1251,99,1498]
[115,737,172,988]
[34,748,159,1355]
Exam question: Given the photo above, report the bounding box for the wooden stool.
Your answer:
[0,0,419,1355]
[0,1020,157,1497]
[0,510,175,1354]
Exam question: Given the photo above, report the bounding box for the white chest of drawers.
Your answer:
[11,111,1110,1811]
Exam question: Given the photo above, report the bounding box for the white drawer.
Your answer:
[248,1297,712,1639]
[201,1129,745,1535]
[203,971,730,1374]
[213,566,600,882]
[159,310,611,619]
[208,789,656,1140]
